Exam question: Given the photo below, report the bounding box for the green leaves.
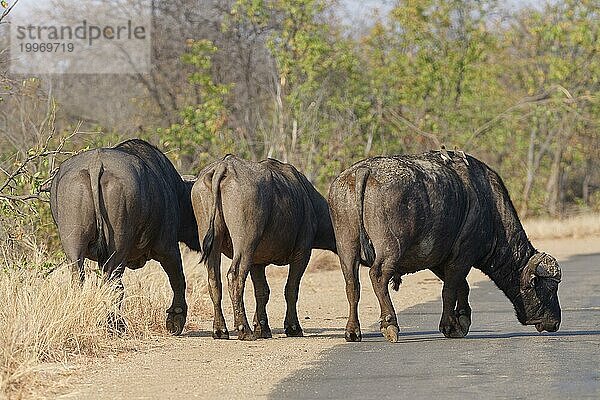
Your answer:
[151,0,598,210]
[159,39,235,171]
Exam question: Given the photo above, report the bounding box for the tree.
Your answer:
[155,39,235,172]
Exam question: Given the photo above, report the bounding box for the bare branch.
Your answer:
[0,120,81,202]
[464,85,585,150]
[0,0,20,25]
[385,109,441,148]
[0,193,46,202]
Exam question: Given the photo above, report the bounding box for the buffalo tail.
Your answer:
[89,154,109,268]
[355,167,375,267]
[200,163,227,263]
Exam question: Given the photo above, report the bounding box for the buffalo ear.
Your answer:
[520,263,537,289]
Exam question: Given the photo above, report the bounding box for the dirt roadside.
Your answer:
[57,237,599,400]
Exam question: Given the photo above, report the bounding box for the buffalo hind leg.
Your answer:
[106,274,127,334]
[431,267,472,337]
[369,259,400,343]
[157,248,188,336]
[250,264,272,339]
[284,254,310,337]
[99,250,127,334]
[72,258,85,286]
[63,245,85,286]
[227,254,255,341]
[339,249,361,342]
[206,245,228,339]
[100,254,128,334]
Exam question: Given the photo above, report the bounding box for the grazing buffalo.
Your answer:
[328,151,562,342]
[50,139,200,335]
[192,155,336,340]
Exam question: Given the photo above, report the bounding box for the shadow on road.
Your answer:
[182,330,214,338]
[393,329,600,342]
[465,329,600,339]
[182,326,351,339]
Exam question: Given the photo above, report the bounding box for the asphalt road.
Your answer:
[270,252,600,399]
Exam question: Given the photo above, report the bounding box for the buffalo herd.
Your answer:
[50,139,562,342]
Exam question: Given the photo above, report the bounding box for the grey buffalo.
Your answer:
[192,155,336,340]
[328,151,562,342]
[50,139,200,335]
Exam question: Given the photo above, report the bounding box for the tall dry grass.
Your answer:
[0,268,117,397]
[523,213,600,240]
[0,246,210,399]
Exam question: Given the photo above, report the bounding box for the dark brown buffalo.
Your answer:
[328,151,562,342]
[50,139,200,335]
[192,155,336,340]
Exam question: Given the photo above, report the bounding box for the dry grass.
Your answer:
[0,247,210,399]
[0,268,117,398]
[120,250,212,335]
[524,213,600,240]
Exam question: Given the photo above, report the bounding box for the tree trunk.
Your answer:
[582,158,591,207]
[519,123,557,217]
[275,75,288,162]
[545,143,563,216]
[519,128,537,217]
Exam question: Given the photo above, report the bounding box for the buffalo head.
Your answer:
[519,252,562,332]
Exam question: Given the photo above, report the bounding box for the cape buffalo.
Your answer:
[328,151,562,342]
[192,155,336,340]
[50,139,200,335]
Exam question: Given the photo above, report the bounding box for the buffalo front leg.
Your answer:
[206,248,228,339]
[438,268,470,338]
[284,254,310,337]
[227,254,255,341]
[369,260,400,343]
[455,279,472,336]
[250,264,272,339]
[158,249,188,336]
[431,267,472,337]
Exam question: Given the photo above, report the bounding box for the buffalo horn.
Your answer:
[534,254,561,280]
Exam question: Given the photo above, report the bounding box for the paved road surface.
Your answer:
[271,252,600,399]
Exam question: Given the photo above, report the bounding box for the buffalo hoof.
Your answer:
[345,328,362,342]
[237,325,256,341]
[108,312,127,334]
[456,309,471,337]
[254,321,272,339]
[166,307,186,336]
[439,315,466,339]
[285,324,303,337]
[212,328,229,340]
[381,324,399,343]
